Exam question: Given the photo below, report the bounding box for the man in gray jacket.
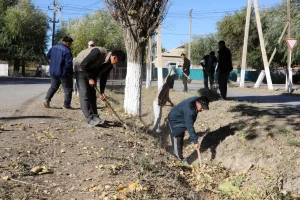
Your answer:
[75,47,125,127]
[168,96,209,166]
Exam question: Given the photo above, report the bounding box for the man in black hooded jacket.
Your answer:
[217,41,233,99]
[75,47,125,127]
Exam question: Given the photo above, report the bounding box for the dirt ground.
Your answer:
[1,85,300,199]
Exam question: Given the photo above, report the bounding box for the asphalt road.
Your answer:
[147,80,300,108]
[0,77,299,119]
[0,77,50,118]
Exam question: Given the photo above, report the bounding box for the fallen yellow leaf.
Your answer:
[128,182,137,190]
[119,188,127,193]
[2,176,10,181]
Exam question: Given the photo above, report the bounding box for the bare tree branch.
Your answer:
[104,0,169,47]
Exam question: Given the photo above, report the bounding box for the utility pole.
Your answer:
[253,0,273,90]
[157,25,163,89]
[188,9,193,59]
[49,0,60,46]
[286,0,291,90]
[240,0,252,87]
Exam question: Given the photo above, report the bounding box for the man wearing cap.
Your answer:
[168,96,209,166]
[75,47,126,127]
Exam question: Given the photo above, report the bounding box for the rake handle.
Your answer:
[94,87,123,124]
[196,148,202,165]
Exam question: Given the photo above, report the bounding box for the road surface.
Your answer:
[1,77,299,120]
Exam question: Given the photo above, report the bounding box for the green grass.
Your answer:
[287,139,300,147]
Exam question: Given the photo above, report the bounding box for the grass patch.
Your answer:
[287,139,300,147]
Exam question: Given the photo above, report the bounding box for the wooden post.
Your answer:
[157,25,163,89]
[268,22,289,65]
[286,0,291,91]
[253,0,273,90]
[254,23,289,88]
[188,9,193,59]
[146,38,152,89]
[240,0,252,87]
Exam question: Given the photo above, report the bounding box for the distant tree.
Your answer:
[217,8,262,69]
[187,34,218,65]
[0,0,48,75]
[216,2,300,69]
[264,2,300,67]
[105,0,169,117]
[0,0,19,60]
[56,10,125,56]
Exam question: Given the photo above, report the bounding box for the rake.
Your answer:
[94,87,129,129]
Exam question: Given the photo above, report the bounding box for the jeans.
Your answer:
[75,71,99,123]
[204,70,215,89]
[152,100,162,131]
[168,120,185,160]
[218,72,230,99]
[73,79,78,93]
[182,75,188,92]
[45,76,73,106]
[169,74,175,89]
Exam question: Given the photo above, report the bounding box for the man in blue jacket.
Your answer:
[44,36,74,109]
[168,96,209,166]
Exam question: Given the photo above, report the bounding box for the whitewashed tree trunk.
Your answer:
[123,28,143,117]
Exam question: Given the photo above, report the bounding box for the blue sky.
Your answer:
[32,0,282,50]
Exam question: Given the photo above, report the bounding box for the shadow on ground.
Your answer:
[0,115,59,121]
[229,104,300,132]
[187,125,235,164]
[228,93,300,106]
[0,77,50,85]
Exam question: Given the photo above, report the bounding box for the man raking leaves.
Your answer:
[168,96,209,166]
[74,46,125,127]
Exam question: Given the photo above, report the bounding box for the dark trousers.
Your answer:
[218,72,230,99]
[168,121,185,160]
[204,70,215,89]
[75,71,98,123]
[182,75,188,92]
[45,76,73,106]
[169,74,175,89]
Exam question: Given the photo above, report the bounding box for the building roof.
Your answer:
[153,45,185,68]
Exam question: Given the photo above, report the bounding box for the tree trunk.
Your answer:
[13,59,20,77]
[21,60,26,77]
[123,29,143,117]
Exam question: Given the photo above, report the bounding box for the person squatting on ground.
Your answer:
[201,51,217,90]
[217,41,233,100]
[181,53,191,92]
[150,76,175,133]
[167,62,176,89]
[168,96,209,166]
[75,46,125,127]
[44,36,74,109]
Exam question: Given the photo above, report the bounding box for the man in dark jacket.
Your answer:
[75,47,125,127]
[217,41,233,100]
[44,36,74,109]
[201,51,217,89]
[181,53,190,92]
[168,96,209,166]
